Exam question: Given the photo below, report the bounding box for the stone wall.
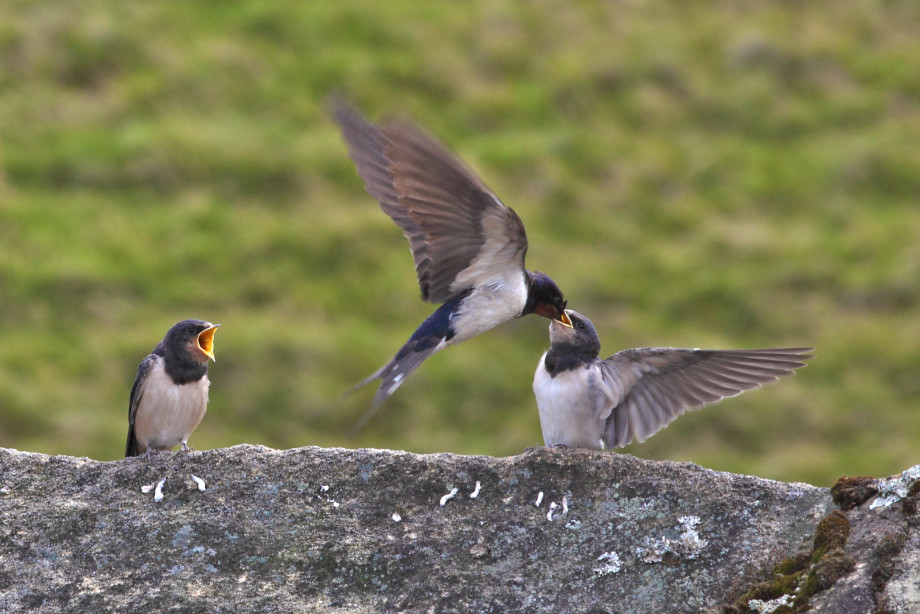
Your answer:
[0,445,916,613]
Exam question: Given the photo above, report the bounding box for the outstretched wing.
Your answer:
[599,347,814,448]
[333,99,529,303]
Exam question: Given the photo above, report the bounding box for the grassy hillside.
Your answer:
[1,0,918,485]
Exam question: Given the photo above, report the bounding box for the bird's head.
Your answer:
[549,310,600,358]
[527,271,572,327]
[165,319,221,364]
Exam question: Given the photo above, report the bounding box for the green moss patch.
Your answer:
[722,511,854,613]
[830,475,878,510]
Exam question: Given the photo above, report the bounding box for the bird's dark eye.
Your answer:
[186,326,197,335]
[575,321,585,330]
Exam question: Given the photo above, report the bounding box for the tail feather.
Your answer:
[346,339,445,435]
[345,296,461,434]
[125,427,139,458]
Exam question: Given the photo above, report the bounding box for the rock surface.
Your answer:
[0,445,915,613]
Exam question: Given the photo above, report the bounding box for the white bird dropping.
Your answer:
[535,491,544,507]
[469,481,482,499]
[153,477,167,503]
[440,487,459,507]
[190,475,206,491]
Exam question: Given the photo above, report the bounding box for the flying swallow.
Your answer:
[126,319,220,458]
[333,100,571,426]
[533,310,813,449]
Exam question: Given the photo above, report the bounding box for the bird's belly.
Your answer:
[450,278,528,344]
[533,363,605,449]
[135,369,210,451]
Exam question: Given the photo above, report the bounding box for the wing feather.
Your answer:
[126,354,158,457]
[600,347,813,448]
[334,100,528,303]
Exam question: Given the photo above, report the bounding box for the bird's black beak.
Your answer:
[534,302,573,326]
[197,324,220,362]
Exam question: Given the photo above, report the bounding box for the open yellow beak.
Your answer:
[558,310,573,328]
[197,324,220,362]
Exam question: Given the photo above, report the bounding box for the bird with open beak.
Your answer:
[126,319,220,458]
[333,99,570,429]
[533,310,813,450]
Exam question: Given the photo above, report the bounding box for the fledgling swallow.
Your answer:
[125,319,220,458]
[333,99,570,427]
[533,310,813,449]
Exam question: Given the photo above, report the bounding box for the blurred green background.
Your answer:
[2,0,919,486]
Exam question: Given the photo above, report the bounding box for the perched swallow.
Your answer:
[126,319,220,458]
[533,310,813,449]
[333,100,571,425]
